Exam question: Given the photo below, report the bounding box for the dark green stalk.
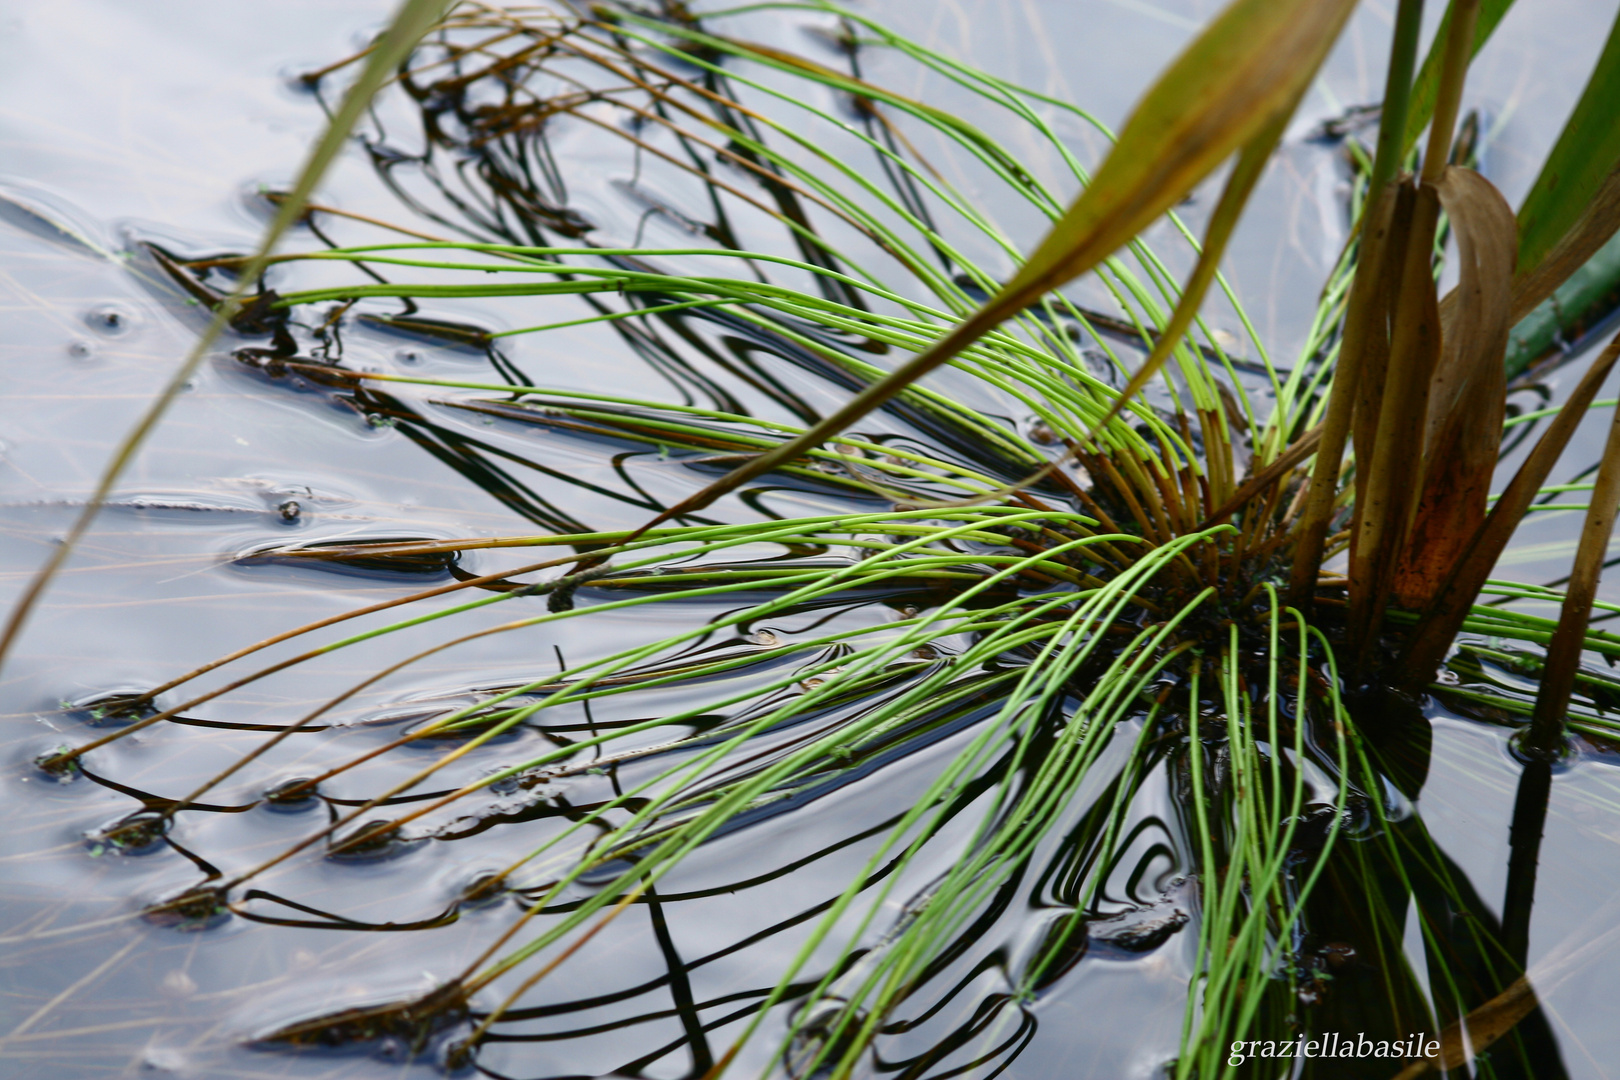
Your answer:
[1368,0,1427,226]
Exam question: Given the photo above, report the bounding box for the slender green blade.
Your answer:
[1515,6,1620,278]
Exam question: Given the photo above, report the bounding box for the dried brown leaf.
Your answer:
[1437,164,1620,332]
[1400,330,1620,681]
[1393,167,1515,607]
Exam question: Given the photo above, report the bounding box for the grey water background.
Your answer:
[2,1,1620,1078]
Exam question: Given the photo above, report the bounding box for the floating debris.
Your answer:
[456,871,508,909]
[1085,898,1191,956]
[249,982,470,1059]
[143,885,232,931]
[234,537,460,579]
[800,667,842,691]
[84,303,137,335]
[85,809,170,857]
[0,181,114,258]
[326,819,418,863]
[359,313,492,349]
[262,777,321,812]
[31,745,81,783]
[785,997,868,1080]
[62,690,159,728]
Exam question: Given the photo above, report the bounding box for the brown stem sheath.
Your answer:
[1349,185,1443,667]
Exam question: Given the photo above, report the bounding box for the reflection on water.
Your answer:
[3,2,1620,1079]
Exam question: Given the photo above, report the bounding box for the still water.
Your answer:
[2,1,1619,1078]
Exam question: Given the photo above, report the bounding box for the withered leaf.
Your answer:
[1391,975,1538,1078]
[1401,331,1620,682]
[1393,166,1516,608]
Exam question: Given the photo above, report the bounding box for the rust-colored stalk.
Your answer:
[1347,185,1443,667]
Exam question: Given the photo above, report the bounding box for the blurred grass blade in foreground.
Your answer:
[645,0,1360,526]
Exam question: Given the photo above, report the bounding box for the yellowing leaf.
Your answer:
[647,0,1360,524]
[990,0,1358,321]
[1089,108,1289,445]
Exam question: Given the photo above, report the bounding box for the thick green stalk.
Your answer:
[1368,0,1428,207]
